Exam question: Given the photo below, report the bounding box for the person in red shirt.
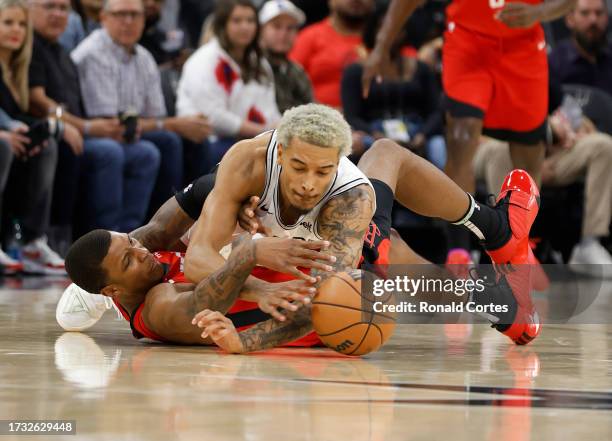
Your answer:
[362,0,576,251]
[290,0,374,108]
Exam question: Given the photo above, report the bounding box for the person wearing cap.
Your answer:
[259,0,312,113]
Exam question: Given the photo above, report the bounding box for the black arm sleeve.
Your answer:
[174,172,217,220]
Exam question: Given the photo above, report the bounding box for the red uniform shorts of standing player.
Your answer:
[442,0,548,144]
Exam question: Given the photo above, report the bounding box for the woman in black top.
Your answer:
[0,0,63,275]
[341,6,446,169]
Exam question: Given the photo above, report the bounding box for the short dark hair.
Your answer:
[65,229,112,294]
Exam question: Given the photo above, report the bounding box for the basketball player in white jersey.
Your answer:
[185,103,542,347]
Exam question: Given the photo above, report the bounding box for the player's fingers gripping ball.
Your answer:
[312,270,396,356]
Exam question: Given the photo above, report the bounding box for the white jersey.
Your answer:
[255,130,374,241]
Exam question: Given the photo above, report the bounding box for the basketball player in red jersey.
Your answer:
[64,104,541,352]
[362,0,575,249]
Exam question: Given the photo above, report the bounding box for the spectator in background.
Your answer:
[176,0,279,174]
[259,0,312,114]
[28,0,161,240]
[72,0,211,215]
[0,0,64,274]
[59,0,102,51]
[0,107,30,274]
[549,0,612,96]
[341,6,445,167]
[290,0,374,109]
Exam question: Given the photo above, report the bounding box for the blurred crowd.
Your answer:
[0,0,611,276]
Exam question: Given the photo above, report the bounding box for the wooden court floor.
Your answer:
[0,276,611,441]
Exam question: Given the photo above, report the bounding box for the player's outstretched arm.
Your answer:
[130,196,194,252]
[192,303,313,353]
[184,140,255,283]
[312,185,375,283]
[362,0,426,98]
[140,234,258,344]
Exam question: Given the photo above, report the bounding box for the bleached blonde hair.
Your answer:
[276,104,352,157]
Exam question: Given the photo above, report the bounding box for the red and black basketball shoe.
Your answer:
[486,170,541,345]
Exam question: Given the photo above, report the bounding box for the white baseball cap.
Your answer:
[259,0,306,26]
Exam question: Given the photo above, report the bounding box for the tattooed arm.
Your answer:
[140,234,257,344]
[139,234,322,344]
[312,185,375,283]
[192,303,313,353]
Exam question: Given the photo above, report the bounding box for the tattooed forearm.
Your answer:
[312,185,374,283]
[131,198,194,251]
[190,234,257,315]
[238,303,313,352]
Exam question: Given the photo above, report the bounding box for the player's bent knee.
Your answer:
[363,138,418,166]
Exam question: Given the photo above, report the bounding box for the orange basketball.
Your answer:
[312,270,396,356]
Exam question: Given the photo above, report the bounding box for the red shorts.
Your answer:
[442,24,548,143]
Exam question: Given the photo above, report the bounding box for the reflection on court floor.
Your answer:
[0,277,610,441]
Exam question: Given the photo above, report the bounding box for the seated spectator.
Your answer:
[71,0,211,215]
[474,111,612,269]
[290,0,374,109]
[341,6,445,167]
[176,0,279,174]
[58,0,102,52]
[549,0,612,95]
[259,0,312,114]
[0,0,64,274]
[28,0,161,239]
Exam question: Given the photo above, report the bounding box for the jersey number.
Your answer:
[489,0,505,8]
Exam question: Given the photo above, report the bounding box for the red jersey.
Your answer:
[446,0,543,39]
[114,251,322,346]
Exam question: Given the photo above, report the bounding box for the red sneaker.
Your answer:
[486,170,541,345]
[487,170,540,265]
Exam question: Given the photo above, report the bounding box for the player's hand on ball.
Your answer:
[259,279,317,321]
[496,2,543,28]
[255,237,336,283]
[192,310,244,353]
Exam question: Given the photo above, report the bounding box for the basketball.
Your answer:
[312,270,396,356]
